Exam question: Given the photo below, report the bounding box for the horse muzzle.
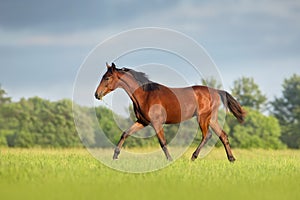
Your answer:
[94,91,103,100]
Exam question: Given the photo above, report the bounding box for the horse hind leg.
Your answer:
[191,115,212,161]
[210,121,236,162]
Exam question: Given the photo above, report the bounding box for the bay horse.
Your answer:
[95,63,245,162]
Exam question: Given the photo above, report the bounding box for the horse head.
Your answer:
[94,62,120,100]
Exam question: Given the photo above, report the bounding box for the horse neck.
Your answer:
[118,73,145,105]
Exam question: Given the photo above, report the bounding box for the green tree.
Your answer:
[225,107,285,149]
[231,77,267,111]
[201,77,222,89]
[271,74,300,148]
[95,106,125,147]
[0,85,11,104]
[0,134,8,147]
[0,97,84,148]
[11,131,35,148]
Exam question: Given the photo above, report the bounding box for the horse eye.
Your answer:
[104,77,110,81]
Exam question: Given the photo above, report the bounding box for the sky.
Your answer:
[0,0,300,104]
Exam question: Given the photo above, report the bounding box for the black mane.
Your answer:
[119,67,159,91]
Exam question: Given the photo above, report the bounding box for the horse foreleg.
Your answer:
[113,121,145,160]
[152,123,172,161]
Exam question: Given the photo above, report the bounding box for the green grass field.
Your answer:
[0,148,299,200]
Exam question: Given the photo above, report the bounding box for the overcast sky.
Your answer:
[0,0,299,103]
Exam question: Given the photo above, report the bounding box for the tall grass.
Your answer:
[0,148,299,200]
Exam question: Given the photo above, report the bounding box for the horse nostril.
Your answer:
[95,92,99,99]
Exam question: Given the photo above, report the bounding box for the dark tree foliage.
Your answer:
[231,77,267,111]
[225,107,285,149]
[0,83,292,149]
[0,85,11,104]
[271,74,300,148]
[0,96,82,148]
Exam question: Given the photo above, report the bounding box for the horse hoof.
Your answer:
[113,153,119,160]
[113,154,119,160]
[167,157,173,162]
[228,156,236,163]
[113,148,120,160]
[191,154,197,161]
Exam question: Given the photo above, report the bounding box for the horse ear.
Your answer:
[111,62,116,68]
[106,62,111,69]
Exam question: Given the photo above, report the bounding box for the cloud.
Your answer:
[0,29,114,46]
[0,0,299,102]
[0,0,180,32]
[1,0,299,52]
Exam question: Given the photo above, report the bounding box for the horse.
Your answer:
[95,63,246,162]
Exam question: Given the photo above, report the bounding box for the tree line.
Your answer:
[0,74,299,149]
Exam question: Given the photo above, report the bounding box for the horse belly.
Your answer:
[164,99,197,124]
[148,87,197,124]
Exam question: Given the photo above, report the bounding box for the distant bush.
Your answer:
[0,87,289,149]
[225,107,285,149]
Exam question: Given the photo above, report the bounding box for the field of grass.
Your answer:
[0,148,299,200]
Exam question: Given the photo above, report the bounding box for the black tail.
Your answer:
[218,90,246,123]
